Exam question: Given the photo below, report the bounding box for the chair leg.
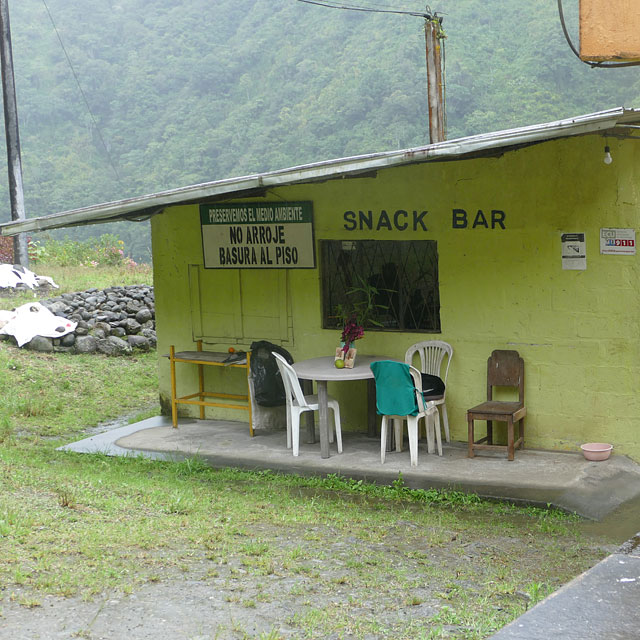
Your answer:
[380,416,388,464]
[425,414,435,454]
[441,403,450,442]
[433,409,442,456]
[520,417,525,450]
[393,419,403,452]
[332,405,343,454]
[486,420,493,445]
[467,414,475,458]
[286,404,292,450]
[292,408,301,457]
[507,417,515,461]
[407,416,418,467]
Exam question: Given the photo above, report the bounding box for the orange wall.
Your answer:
[580,0,640,61]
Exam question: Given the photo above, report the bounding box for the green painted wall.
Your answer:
[152,134,640,460]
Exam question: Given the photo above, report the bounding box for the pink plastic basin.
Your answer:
[580,443,613,461]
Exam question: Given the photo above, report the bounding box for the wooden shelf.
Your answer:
[168,341,253,436]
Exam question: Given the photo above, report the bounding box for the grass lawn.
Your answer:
[0,264,617,639]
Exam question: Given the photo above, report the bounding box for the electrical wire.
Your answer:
[557,0,640,68]
[296,0,431,19]
[296,0,446,139]
[309,0,426,11]
[41,0,122,181]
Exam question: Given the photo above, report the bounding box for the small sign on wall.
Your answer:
[600,228,636,255]
[561,232,586,270]
[200,202,315,269]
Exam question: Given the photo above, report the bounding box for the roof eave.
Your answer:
[1,106,637,236]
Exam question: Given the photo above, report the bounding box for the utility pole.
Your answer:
[0,0,28,266]
[425,14,445,144]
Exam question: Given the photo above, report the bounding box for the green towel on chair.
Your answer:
[370,360,419,417]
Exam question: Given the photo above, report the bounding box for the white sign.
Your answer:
[600,228,636,255]
[561,232,586,270]
[200,202,315,269]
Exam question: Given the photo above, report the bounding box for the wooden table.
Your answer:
[293,355,392,458]
[168,341,253,435]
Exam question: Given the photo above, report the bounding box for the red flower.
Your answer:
[340,315,364,350]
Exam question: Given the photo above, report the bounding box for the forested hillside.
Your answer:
[1,0,639,260]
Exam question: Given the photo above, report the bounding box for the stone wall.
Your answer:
[17,285,155,355]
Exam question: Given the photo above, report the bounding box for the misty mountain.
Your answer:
[1,0,638,259]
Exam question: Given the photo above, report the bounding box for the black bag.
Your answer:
[421,373,445,398]
[249,340,294,407]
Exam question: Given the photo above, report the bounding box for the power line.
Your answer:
[41,0,122,181]
[296,0,446,141]
[295,0,431,19]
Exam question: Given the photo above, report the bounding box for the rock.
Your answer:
[135,308,153,324]
[96,335,133,356]
[74,335,97,353]
[125,300,141,314]
[94,321,112,336]
[121,318,141,334]
[60,333,76,347]
[45,301,69,316]
[27,336,54,352]
[140,328,157,347]
[127,334,150,350]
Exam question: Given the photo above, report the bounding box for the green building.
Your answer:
[3,107,639,459]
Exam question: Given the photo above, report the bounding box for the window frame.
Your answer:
[319,239,441,334]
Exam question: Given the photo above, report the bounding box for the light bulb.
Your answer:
[604,146,613,165]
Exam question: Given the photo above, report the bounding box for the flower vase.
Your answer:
[335,342,357,368]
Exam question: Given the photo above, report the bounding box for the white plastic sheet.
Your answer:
[0,263,58,289]
[0,302,76,347]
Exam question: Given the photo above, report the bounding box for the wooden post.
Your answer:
[424,16,445,144]
[0,0,28,266]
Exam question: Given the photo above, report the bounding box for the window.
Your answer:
[320,240,441,332]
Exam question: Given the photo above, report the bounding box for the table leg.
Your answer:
[317,380,330,458]
[367,378,377,437]
[300,379,315,443]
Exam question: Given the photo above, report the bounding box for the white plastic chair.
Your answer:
[372,362,441,466]
[405,340,453,443]
[272,352,342,456]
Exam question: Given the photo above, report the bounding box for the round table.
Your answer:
[293,355,393,458]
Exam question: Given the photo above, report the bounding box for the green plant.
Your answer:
[29,234,145,271]
[334,275,391,331]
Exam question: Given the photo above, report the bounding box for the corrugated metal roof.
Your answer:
[2,106,639,236]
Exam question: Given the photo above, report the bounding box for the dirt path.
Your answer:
[0,519,617,640]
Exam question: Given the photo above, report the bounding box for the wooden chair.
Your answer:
[467,350,525,461]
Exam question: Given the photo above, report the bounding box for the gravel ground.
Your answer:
[0,518,616,640]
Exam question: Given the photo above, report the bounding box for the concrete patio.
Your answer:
[59,415,640,522]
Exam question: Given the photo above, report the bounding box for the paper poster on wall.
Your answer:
[200,202,315,269]
[600,228,636,255]
[561,232,586,270]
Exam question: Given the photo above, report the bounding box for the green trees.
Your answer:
[0,0,638,260]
